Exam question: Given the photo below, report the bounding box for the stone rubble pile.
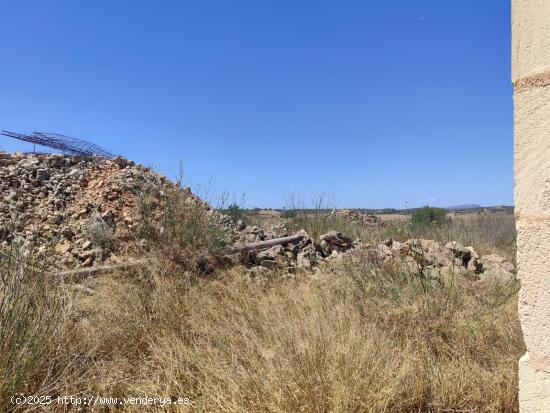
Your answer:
[238,225,515,282]
[234,223,288,244]
[373,238,515,282]
[326,209,382,226]
[0,152,232,268]
[244,229,358,273]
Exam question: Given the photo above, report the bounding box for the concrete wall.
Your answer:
[512,1,550,411]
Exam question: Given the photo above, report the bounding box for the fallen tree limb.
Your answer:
[52,259,149,282]
[221,234,305,255]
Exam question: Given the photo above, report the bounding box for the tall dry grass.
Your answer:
[0,242,80,409]
[409,213,516,263]
[136,261,522,412]
[0,186,522,412]
[282,206,515,262]
[0,257,523,412]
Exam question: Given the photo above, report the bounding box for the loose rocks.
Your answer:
[326,209,382,226]
[0,152,231,269]
[374,238,514,281]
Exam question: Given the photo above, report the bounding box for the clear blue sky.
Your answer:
[0,0,512,209]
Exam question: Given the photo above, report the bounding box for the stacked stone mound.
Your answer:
[237,225,360,273]
[0,152,234,268]
[326,209,382,226]
[234,223,288,244]
[373,238,515,282]
[237,223,515,282]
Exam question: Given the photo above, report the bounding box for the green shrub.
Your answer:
[411,206,447,227]
[135,171,230,258]
[281,210,297,219]
[223,202,244,224]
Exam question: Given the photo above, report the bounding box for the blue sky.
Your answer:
[0,1,512,208]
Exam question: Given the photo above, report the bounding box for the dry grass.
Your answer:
[0,257,523,412]
[0,188,523,412]
[282,210,516,262]
[138,265,521,412]
[0,243,79,408]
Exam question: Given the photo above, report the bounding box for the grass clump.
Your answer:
[135,169,231,269]
[0,243,72,408]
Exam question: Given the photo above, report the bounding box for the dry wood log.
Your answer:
[221,234,305,255]
[52,259,148,281]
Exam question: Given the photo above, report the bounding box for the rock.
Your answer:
[296,251,312,269]
[466,246,479,260]
[467,258,482,273]
[419,239,435,251]
[260,259,280,269]
[391,241,407,253]
[326,250,344,261]
[444,265,465,277]
[19,157,39,168]
[257,245,283,260]
[445,240,465,252]
[376,243,392,257]
[319,231,353,252]
[326,209,383,226]
[482,269,515,283]
[61,227,75,239]
[111,156,128,168]
[481,254,506,266]
[1,151,236,270]
[36,168,50,181]
[81,257,94,267]
[55,241,72,254]
[238,225,265,243]
[405,239,423,254]
[4,190,17,202]
[1,152,514,280]
[79,248,100,259]
[480,254,516,282]
[50,214,63,224]
[67,168,80,177]
[501,261,515,272]
[426,242,453,267]
[444,241,482,271]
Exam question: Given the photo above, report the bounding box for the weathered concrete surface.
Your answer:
[512,0,550,81]
[513,1,550,411]
[519,354,550,412]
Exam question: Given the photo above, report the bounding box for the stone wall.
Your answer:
[512,0,550,410]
